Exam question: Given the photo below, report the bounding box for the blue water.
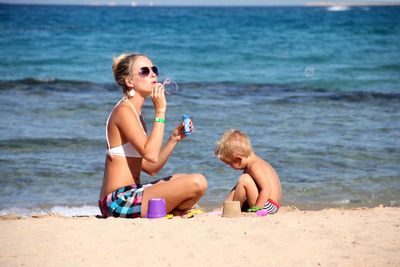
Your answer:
[0,4,399,215]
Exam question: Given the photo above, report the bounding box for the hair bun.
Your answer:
[112,53,144,89]
[112,53,128,74]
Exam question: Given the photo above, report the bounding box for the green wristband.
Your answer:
[154,117,165,123]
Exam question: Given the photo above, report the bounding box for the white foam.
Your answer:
[50,206,100,216]
[333,199,350,204]
[327,5,350,12]
[0,205,100,217]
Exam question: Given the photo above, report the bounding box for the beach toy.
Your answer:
[182,114,192,136]
[165,214,174,219]
[222,201,242,218]
[147,198,167,219]
[247,206,262,213]
[256,209,269,217]
[186,207,205,218]
[162,78,179,95]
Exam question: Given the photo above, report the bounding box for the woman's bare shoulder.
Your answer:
[112,103,137,121]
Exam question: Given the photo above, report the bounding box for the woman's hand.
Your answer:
[169,120,194,142]
[151,83,166,113]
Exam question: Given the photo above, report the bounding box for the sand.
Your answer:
[0,206,399,267]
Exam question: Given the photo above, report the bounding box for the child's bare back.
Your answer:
[244,155,281,204]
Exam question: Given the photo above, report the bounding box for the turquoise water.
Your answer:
[0,5,399,215]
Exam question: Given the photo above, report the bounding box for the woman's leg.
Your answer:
[141,173,207,217]
[147,173,187,185]
[233,173,258,207]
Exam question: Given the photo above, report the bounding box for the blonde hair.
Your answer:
[112,53,143,92]
[214,129,253,163]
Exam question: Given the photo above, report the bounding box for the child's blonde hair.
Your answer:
[214,129,253,163]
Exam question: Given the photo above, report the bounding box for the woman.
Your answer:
[99,53,208,218]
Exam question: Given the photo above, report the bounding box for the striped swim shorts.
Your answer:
[263,199,281,214]
[99,184,148,218]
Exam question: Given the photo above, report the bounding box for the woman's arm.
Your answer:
[116,106,165,163]
[116,85,167,163]
[142,138,178,176]
[142,123,185,176]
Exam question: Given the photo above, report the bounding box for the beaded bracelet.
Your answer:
[154,117,165,123]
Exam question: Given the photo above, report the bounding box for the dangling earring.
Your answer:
[128,88,135,97]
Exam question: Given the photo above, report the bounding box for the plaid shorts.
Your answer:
[99,185,146,218]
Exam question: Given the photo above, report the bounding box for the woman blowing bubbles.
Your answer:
[99,53,208,218]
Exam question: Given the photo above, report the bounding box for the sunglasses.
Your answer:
[137,66,159,78]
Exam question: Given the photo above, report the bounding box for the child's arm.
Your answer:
[225,187,235,201]
[248,166,271,209]
[216,186,235,210]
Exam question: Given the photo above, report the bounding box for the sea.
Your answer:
[0,4,399,216]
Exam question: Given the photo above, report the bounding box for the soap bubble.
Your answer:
[162,78,179,94]
[304,67,315,78]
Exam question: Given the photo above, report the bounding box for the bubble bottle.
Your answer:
[182,114,192,136]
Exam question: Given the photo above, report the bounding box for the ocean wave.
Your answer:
[185,82,400,103]
[0,78,116,92]
[378,64,400,72]
[0,137,103,150]
[311,91,400,103]
[1,78,399,103]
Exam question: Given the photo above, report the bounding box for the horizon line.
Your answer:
[1,1,400,7]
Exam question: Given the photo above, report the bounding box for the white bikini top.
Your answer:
[106,97,146,158]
